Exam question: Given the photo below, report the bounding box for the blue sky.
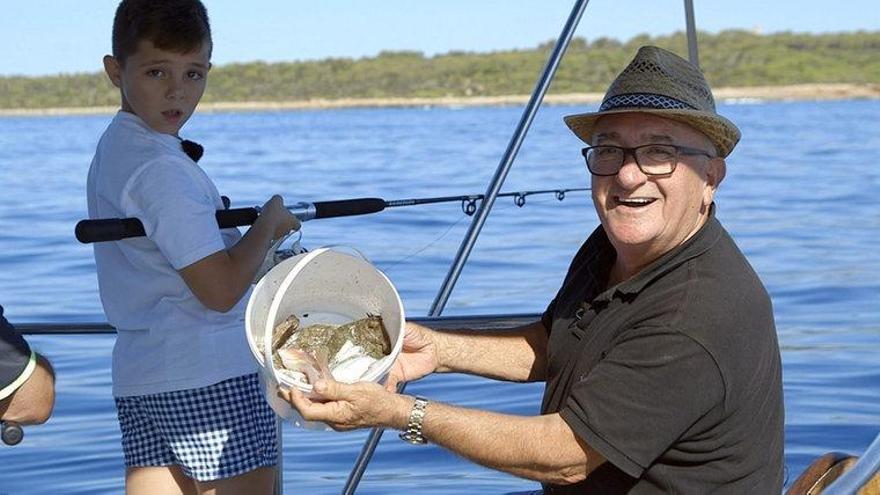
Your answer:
[2,0,878,77]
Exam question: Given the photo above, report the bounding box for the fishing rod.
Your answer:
[74,188,589,244]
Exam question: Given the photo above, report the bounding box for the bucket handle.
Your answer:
[261,247,329,395]
[313,244,372,265]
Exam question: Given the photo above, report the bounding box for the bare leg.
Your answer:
[126,465,196,495]
[196,466,276,495]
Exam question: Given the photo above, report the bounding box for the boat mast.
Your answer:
[342,1,592,493]
[684,0,700,67]
[427,0,591,318]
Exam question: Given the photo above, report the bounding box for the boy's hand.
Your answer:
[261,195,301,240]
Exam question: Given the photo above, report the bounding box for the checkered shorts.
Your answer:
[115,374,277,481]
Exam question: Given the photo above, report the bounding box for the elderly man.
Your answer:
[1,305,55,429]
[281,46,784,493]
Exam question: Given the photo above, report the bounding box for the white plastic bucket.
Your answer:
[245,247,405,429]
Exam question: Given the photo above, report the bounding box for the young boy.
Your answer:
[87,1,298,493]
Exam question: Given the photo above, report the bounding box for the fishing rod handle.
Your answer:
[75,208,259,244]
[312,198,385,219]
[75,198,386,244]
[1,421,23,446]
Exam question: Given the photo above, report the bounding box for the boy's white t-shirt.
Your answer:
[87,111,257,397]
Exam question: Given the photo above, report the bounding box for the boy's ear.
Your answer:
[103,55,122,88]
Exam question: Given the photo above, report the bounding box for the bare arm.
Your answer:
[386,320,549,393]
[179,195,299,312]
[433,320,549,382]
[283,381,604,485]
[0,354,55,425]
[418,401,604,484]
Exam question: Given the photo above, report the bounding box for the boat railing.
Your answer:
[15,314,541,337]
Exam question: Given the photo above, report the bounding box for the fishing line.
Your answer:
[379,213,469,274]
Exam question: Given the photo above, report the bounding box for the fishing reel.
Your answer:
[254,229,308,283]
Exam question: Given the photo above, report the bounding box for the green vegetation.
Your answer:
[1,30,878,109]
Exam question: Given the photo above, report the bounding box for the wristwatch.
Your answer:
[399,396,429,445]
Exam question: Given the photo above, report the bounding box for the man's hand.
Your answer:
[385,321,441,391]
[278,377,410,431]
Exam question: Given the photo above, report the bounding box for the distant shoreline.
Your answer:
[1,83,877,116]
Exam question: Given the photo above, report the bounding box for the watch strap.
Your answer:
[399,396,429,445]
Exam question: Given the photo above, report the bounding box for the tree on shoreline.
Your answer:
[1,30,878,110]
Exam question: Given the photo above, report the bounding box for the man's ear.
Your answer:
[708,158,727,187]
[103,55,122,88]
[702,158,727,207]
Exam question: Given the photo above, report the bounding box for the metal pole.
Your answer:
[340,1,591,493]
[275,418,283,495]
[683,0,700,67]
[428,0,590,318]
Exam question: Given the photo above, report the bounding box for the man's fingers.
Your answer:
[279,386,310,410]
[280,386,336,422]
[312,377,351,401]
[385,362,403,391]
[279,386,311,414]
[279,379,384,429]
[384,375,400,392]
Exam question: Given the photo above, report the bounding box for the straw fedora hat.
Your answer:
[564,45,741,157]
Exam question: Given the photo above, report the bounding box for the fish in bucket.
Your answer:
[245,247,405,430]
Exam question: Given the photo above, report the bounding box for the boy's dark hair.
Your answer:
[112,0,212,64]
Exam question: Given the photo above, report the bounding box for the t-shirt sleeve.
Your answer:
[0,306,36,401]
[123,159,226,270]
[559,327,724,478]
[541,297,557,333]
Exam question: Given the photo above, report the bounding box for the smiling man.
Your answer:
[582,112,725,284]
[281,46,784,494]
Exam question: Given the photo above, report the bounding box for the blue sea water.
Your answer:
[0,99,878,493]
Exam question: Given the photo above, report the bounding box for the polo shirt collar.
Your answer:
[594,204,722,301]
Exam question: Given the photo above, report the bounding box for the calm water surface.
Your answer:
[0,100,878,493]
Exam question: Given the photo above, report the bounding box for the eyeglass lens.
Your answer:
[585,145,679,176]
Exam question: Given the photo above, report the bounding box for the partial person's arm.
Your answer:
[416,399,604,484]
[283,379,604,485]
[179,195,299,312]
[282,319,598,483]
[0,354,55,425]
[433,320,548,381]
[385,320,548,390]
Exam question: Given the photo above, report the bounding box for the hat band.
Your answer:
[599,93,696,112]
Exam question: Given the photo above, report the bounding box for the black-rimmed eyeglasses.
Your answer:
[581,144,716,176]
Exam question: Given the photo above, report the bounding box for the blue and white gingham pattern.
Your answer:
[115,373,277,481]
